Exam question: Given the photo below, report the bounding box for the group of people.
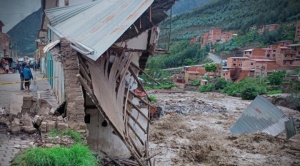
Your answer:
[18,62,33,91]
[1,58,10,74]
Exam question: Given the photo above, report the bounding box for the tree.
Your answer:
[205,63,217,72]
[268,71,286,85]
[214,78,229,90]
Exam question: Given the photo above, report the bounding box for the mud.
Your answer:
[149,91,300,166]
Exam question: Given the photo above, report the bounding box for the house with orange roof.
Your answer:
[184,66,206,83]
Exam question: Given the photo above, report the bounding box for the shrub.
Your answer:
[241,86,260,100]
[149,95,157,102]
[12,144,98,166]
[191,79,200,86]
[199,84,213,92]
[214,78,229,90]
[268,71,286,85]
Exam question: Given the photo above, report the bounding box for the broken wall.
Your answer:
[60,38,87,132]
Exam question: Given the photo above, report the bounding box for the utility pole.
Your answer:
[167,7,172,51]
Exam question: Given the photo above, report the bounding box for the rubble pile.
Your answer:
[0,93,69,135]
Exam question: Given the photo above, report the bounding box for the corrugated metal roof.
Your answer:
[43,40,60,53]
[45,0,154,61]
[230,95,288,136]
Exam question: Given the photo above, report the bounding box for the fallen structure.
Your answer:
[230,95,289,136]
[40,0,175,165]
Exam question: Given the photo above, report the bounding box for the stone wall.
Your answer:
[60,38,87,133]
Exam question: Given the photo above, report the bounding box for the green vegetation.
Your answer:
[12,144,98,166]
[204,63,217,72]
[149,41,208,69]
[13,130,98,166]
[199,84,213,92]
[160,0,300,42]
[140,67,175,89]
[191,79,200,86]
[214,25,295,53]
[48,129,83,144]
[267,89,282,95]
[268,71,286,85]
[149,95,158,103]
[197,77,267,99]
[172,0,210,15]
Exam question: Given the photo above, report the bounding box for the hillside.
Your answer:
[160,0,300,42]
[7,8,42,56]
[172,0,210,15]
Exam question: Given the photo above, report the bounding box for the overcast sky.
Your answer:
[0,0,41,33]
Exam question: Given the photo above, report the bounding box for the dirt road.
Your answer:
[208,52,223,64]
[149,91,300,166]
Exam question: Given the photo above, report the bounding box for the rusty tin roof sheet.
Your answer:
[45,0,153,61]
[230,95,288,136]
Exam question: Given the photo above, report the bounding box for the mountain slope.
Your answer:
[7,8,42,56]
[161,0,300,41]
[172,0,210,15]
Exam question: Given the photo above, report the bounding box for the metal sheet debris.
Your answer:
[285,117,296,140]
[45,0,154,61]
[230,95,289,136]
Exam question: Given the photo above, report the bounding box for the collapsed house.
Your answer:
[38,0,175,165]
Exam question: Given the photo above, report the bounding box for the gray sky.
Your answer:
[0,0,41,33]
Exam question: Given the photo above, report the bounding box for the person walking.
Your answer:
[19,62,26,90]
[23,64,33,91]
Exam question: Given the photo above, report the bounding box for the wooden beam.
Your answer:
[130,62,160,85]
[128,66,149,100]
[126,109,147,134]
[79,65,92,83]
[144,151,162,161]
[128,122,145,146]
[126,87,153,108]
[128,135,143,157]
[76,74,93,95]
[127,100,150,121]
[78,55,90,74]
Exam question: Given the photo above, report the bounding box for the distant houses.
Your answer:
[221,41,300,81]
[182,21,300,84]
[200,28,233,48]
[0,20,17,59]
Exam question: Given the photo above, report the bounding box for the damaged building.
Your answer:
[38,0,175,165]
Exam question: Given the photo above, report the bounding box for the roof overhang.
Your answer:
[45,0,154,61]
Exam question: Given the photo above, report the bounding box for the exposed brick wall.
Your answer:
[60,38,86,132]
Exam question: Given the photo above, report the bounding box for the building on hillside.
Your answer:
[258,24,280,34]
[221,31,233,43]
[295,20,300,41]
[184,66,206,83]
[227,57,249,68]
[265,45,279,59]
[275,46,297,66]
[242,59,276,77]
[287,43,300,65]
[200,32,209,48]
[243,48,266,59]
[277,40,293,47]
[190,37,197,43]
[200,29,233,48]
[209,28,222,44]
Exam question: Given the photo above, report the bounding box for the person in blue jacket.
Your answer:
[23,64,33,91]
